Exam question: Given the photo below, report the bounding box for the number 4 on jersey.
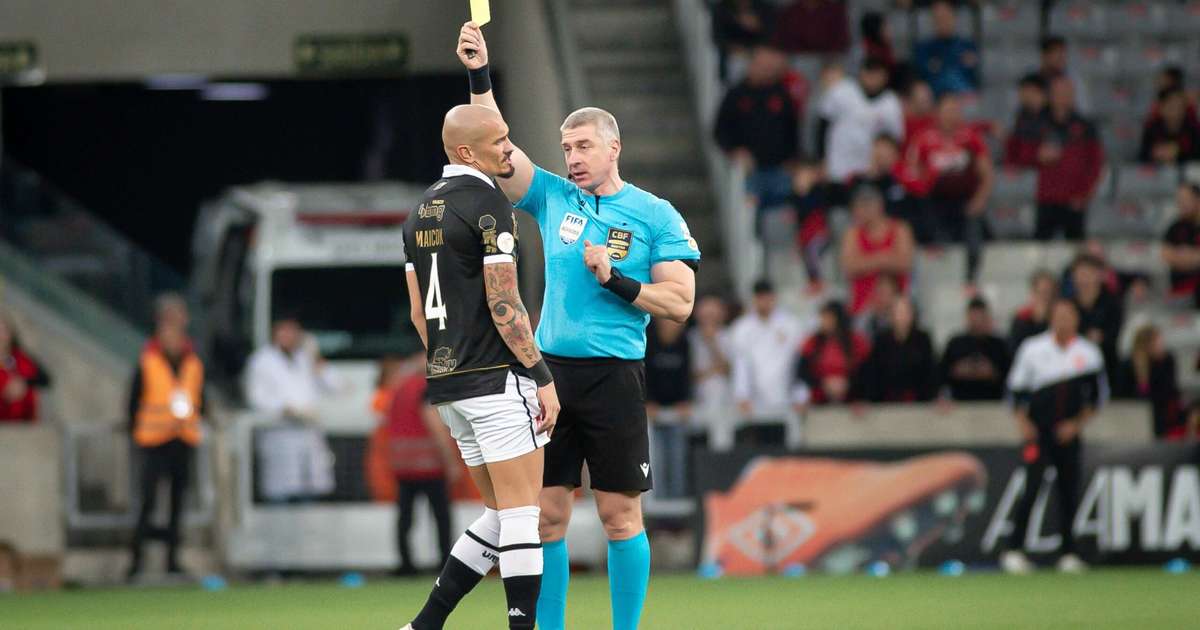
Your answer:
[425,252,448,331]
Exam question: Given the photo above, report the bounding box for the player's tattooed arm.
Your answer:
[483,261,542,368]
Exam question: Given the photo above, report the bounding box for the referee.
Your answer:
[458,22,701,630]
[1001,298,1106,575]
[400,104,559,630]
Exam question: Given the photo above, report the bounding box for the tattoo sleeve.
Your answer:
[483,261,541,368]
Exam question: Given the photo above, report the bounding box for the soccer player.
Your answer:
[400,104,560,630]
[457,22,701,630]
[1001,298,1106,575]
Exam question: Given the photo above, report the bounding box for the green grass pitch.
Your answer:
[3,569,1197,629]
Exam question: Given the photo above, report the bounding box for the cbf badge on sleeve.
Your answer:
[559,213,587,245]
[606,227,632,261]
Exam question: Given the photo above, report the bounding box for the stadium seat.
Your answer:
[1100,117,1143,163]
[1048,1,1110,40]
[1117,42,1187,80]
[1106,240,1162,276]
[1090,164,1179,238]
[1088,79,1151,122]
[1108,1,1171,39]
[980,1,1040,44]
[888,10,911,52]
[987,169,1037,239]
[979,45,1038,88]
[914,6,973,41]
[1167,1,1200,39]
[1070,44,1121,81]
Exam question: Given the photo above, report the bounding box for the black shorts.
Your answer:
[542,354,651,493]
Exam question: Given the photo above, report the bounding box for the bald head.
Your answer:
[442,104,515,178]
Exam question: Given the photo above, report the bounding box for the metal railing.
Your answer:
[672,0,759,298]
[0,157,185,334]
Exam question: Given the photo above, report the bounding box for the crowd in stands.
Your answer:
[0,314,50,423]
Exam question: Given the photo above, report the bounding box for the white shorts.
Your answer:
[436,371,549,467]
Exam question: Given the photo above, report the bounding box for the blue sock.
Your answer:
[537,538,570,630]
[607,532,650,630]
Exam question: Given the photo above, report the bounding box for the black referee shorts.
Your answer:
[542,354,652,493]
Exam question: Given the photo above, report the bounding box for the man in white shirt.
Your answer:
[729,281,808,447]
[818,59,905,183]
[1001,299,1106,576]
[245,315,338,501]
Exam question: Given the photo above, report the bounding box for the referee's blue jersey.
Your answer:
[516,166,701,360]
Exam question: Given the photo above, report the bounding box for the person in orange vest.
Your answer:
[383,348,461,576]
[126,320,205,581]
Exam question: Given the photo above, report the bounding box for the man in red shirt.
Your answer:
[384,348,462,576]
[0,316,50,423]
[1034,76,1105,241]
[904,91,994,287]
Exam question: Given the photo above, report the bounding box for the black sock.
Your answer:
[411,557,487,630]
[498,506,542,629]
[501,574,541,630]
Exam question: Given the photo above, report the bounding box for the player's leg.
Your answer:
[583,362,653,630]
[537,360,584,630]
[1052,438,1086,572]
[476,373,552,630]
[407,406,500,630]
[537,485,575,630]
[1003,442,1047,574]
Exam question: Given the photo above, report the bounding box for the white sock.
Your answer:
[450,507,501,575]
[498,506,542,578]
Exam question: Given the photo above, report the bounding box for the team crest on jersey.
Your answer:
[559,213,587,245]
[606,227,633,261]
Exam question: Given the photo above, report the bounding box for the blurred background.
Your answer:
[0,0,1198,593]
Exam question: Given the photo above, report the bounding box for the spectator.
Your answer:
[818,59,905,183]
[711,0,773,81]
[859,11,894,69]
[1161,183,1200,306]
[1009,269,1058,353]
[788,158,833,292]
[856,272,903,339]
[245,315,337,502]
[860,297,939,402]
[799,301,870,405]
[715,44,801,221]
[0,315,50,423]
[1069,254,1123,387]
[903,91,993,287]
[773,0,850,55]
[854,135,914,224]
[1032,76,1104,241]
[1004,74,1048,168]
[1139,88,1200,166]
[912,0,979,96]
[646,318,693,498]
[1037,36,1089,114]
[1058,239,1143,300]
[379,348,458,576]
[1145,66,1199,130]
[902,81,936,153]
[127,317,204,580]
[730,280,807,444]
[1117,325,1187,440]
[941,298,1011,401]
[690,295,735,451]
[840,185,915,316]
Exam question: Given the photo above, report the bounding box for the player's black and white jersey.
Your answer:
[1007,332,1108,426]
[403,164,525,404]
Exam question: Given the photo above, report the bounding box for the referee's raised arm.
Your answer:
[457,21,536,204]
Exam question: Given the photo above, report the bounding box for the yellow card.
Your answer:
[471,0,491,26]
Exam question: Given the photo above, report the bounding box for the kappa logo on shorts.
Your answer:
[640,462,650,478]
[559,212,587,245]
[607,227,633,261]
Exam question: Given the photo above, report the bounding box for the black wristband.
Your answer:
[602,268,642,303]
[468,64,492,95]
[529,359,553,388]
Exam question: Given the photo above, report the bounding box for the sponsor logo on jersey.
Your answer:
[559,212,587,245]
[606,227,633,261]
[429,346,458,375]
[418,200,446,221]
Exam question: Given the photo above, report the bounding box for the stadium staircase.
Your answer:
[557,0,724,289]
